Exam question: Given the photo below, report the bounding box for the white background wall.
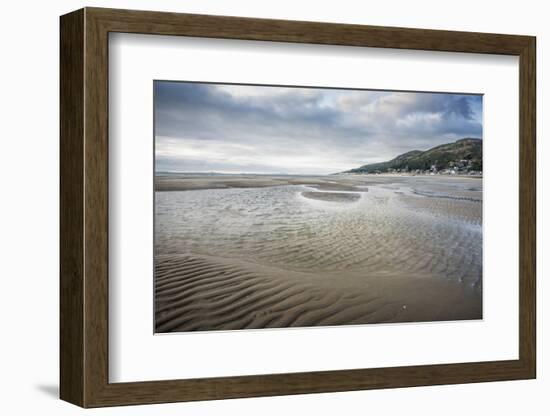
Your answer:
[0,0,546,414]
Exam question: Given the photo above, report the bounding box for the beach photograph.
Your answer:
[154,81,483,333]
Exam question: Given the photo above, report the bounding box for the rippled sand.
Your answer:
[155,174,482,332]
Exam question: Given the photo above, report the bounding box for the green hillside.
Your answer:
[344,138,482,174]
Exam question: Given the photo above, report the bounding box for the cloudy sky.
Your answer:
[154,81,482,175]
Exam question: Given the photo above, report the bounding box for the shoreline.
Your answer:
[338,172,483,179]
[155,173,482,192]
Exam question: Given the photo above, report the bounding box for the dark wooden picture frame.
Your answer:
[60,7,536,408]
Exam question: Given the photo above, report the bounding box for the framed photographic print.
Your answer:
[60,7,536,407]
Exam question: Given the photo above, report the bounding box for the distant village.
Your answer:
[369,159,482,176]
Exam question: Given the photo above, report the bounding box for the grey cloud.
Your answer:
[154,81,482,174]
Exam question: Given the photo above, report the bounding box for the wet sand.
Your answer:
[155,175,336,191]
[301,191,361,202]
[155,174,482,332]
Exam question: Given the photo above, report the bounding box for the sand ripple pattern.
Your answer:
[155,254,370,332]
[155,253,481,332]
[155,176,482,332]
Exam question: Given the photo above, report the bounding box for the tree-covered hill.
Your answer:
[344,138,482,174]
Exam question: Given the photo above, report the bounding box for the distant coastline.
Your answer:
[156,138,482,180]
[337,172,483,178]
[342,138,482,176]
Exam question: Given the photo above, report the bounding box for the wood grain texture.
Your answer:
[59,7,537,408]
[59,8,84,407]
[88,7,532,54]
[518,38,536,375]
[83,10,110,406]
